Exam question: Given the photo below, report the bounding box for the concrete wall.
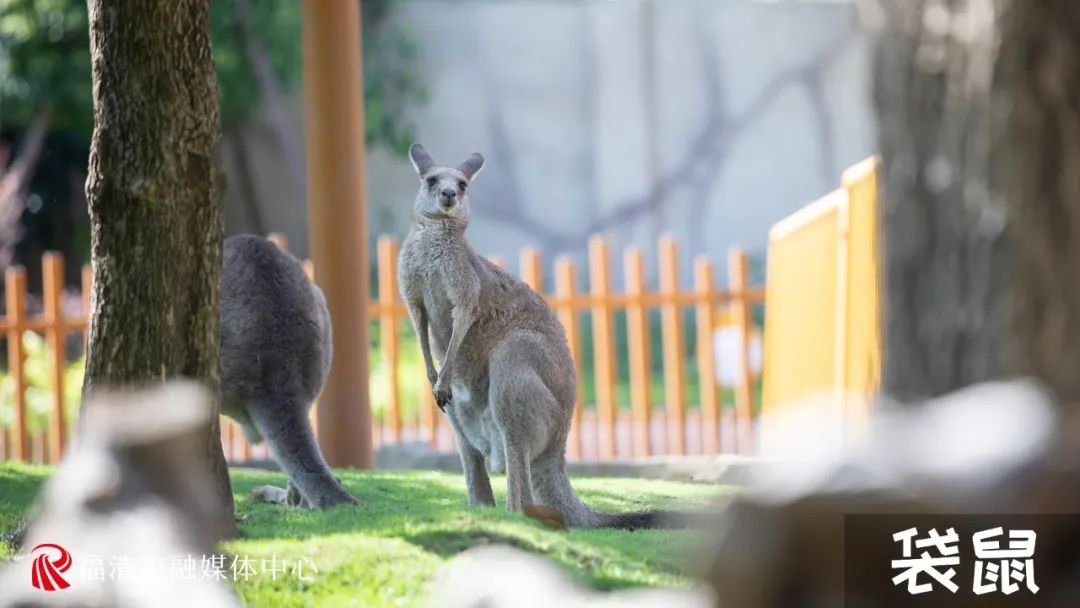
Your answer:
[224,0,875,287]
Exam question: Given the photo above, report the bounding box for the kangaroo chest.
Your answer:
[399,229,499,457]
[398,234,466,351]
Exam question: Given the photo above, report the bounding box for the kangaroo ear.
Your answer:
[458,153,485,180]
[409,143,435,176]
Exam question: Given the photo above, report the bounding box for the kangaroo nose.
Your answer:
[440,188,457,200]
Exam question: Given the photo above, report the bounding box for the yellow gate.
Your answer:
[762,158,881,432]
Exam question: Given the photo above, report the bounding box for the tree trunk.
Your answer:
[83,1,234,537]
[874,0,1080,404]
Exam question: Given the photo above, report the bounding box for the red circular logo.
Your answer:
[30,543,72,592]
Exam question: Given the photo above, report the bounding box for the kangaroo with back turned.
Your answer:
[220,234,359,509]
[397,144,676,529]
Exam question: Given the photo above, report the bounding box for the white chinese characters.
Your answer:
[891,527,961,594]
[972,527,1039,595]
[891,526,1039,596]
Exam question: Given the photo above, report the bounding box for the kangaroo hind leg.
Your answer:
[489,338,560,513]
[248,396,359,509]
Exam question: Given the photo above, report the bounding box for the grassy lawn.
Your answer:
[0,462,727,607]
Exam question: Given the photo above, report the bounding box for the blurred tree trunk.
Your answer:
[82,0,234,537]
[226,126,265,234]
[874,0,1080,404]
[234,0,307,203]
[0,109,51,268]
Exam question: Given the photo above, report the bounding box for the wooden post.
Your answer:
[302,0,371,468]
[728,247,755,454]
[624,248,652,457]
[42,253,67,464]
[555,257,583,459]
[378,236,401,441]
[5,267,28,461]
[659,235,686,455]
[588,237,617,459]
[694,257,720,453]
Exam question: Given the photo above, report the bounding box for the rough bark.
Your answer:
[83,1,234,536]
[874,0,1080,403]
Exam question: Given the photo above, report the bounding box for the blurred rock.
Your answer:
[424,545,713,608]
[0,382,238,607]
[707,379,1080,607]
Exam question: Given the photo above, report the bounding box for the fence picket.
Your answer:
[659,235,686,455]
[588,237,617,459]
[521,248,542,292]
[555,257,583,459]
[4,267,28,461]
[377,236,402,441]
[694,257,720,453]
[0,234,765,465]
[623,248,652,457]
[42,253,67,464]
[81,264,92,325]
[728,247,755,454]
[267,232,288,251]
[419,380,438,447]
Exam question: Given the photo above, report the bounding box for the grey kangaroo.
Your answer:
[397,144,671,529]
[220,234,358,509]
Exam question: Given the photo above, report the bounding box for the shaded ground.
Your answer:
[0,463,727,607]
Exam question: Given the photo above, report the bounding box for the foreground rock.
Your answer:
[0,382,238,608]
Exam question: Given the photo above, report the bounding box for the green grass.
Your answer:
[0,462,728,607]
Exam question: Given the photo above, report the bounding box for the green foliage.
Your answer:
[362,0,429,156]
[0,332,83,433]
[209,0,304,129]
[0,464,729,606]
[0,0,92,134]
[0,0,425,156]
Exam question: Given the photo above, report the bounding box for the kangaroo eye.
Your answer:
[425,177,438,188]
[458,181,468,192]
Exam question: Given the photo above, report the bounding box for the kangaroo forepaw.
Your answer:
[433,386,452,412]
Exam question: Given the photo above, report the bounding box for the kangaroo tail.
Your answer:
[529,450,700,530]
[249,399,359,509]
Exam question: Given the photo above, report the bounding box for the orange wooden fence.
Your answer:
[0,233,764,465]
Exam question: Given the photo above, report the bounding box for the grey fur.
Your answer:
[220,234,358,509]
[397,145,667,528]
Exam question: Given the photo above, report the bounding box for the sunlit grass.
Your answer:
[0,464,728,607]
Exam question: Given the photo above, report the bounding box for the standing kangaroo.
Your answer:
[220,234,358,509]
[398,144,671,528]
